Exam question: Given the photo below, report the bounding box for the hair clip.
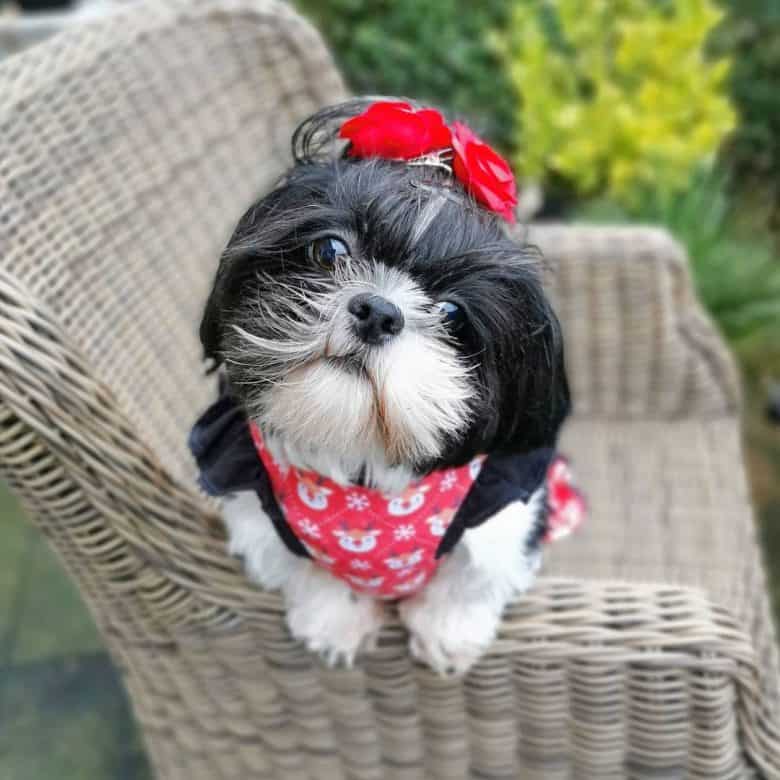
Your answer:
[339,101,518,223]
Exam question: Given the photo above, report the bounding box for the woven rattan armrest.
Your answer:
[526,223,741,419]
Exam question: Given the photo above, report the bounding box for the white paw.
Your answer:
[399,588,502,677]
[284,564,387,667]
[398,494,544,675]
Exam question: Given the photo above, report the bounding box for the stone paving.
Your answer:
[0,483,151,780]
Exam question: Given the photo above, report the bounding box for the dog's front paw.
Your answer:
[399,590,501,676]
[285,565,387,667]
[287,597,385,668]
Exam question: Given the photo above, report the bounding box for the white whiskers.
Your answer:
[225,260,474,490]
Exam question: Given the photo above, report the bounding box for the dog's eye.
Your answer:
[434,301,465,328]
[307,237,349,269]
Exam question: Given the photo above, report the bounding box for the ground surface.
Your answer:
[0,484,151,780]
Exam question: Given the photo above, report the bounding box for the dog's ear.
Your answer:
[501,300,571,452]
[199,201,269,365]
[470,266,570,455]
[199,265,227,365]
[498,298,570,454]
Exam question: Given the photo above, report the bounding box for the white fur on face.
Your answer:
[229,261,473,490]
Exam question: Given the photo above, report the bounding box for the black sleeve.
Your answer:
[435,448,555,558]
[188,390,264,497]
[188,386,310,558]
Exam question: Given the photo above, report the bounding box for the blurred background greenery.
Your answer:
[294,0,780,604]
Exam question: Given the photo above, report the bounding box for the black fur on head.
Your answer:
[200,98,569,477]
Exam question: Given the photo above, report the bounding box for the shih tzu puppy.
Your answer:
[189,98,584,675]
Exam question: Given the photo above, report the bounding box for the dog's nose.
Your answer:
[348,293,404,345]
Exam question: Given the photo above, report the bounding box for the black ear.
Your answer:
[500,300,570,453]
[199,267,226,365]
[199,204,265,365]
[199,245,241,366]
[469,278,570,457]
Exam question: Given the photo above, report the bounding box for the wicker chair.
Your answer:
[1,1,779,777]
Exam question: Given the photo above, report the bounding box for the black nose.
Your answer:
[347,293,405,345]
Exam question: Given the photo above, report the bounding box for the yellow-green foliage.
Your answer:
[499,0,737,203]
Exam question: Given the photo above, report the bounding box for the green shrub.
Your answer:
[576,171,780,353]
[712,1,780,201]
[292,0,514,152]
[498,0,736,207]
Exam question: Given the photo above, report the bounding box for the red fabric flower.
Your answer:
[338,101,519,222]
[339,101,452,160]
[451,121,518,223]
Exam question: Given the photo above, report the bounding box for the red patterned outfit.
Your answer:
[190,390,585,600]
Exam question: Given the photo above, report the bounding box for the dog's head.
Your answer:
[200,99,569,481]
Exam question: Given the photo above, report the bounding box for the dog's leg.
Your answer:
[399,490,544,676]
[223,491,386,665]
[223,491,304,590]
[283,563,387,667]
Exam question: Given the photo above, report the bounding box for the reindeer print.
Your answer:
[385,548,424,571]
[426,507,457,537]
[386,483,431,516]
[297,474,333,510]
[333,524,381,553]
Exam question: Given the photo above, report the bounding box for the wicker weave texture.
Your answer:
[530,224,741,420]
[0,1,779,777]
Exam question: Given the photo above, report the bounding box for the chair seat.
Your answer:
[554,416,780,693]
[554,418,756,603]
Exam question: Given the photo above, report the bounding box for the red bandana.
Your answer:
[544,457,586,542]
[249,423,584,599]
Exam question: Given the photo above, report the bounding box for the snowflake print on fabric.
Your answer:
[299,519,321,538]
[349,559,371,571]
[346,493,370,511]
[439,471,457,492]
[394,524,416,541]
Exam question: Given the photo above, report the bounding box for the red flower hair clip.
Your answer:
[339,101,518,224]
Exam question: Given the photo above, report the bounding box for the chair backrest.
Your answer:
[0,0,346,487]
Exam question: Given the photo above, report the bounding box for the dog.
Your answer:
[190,98,576,675]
